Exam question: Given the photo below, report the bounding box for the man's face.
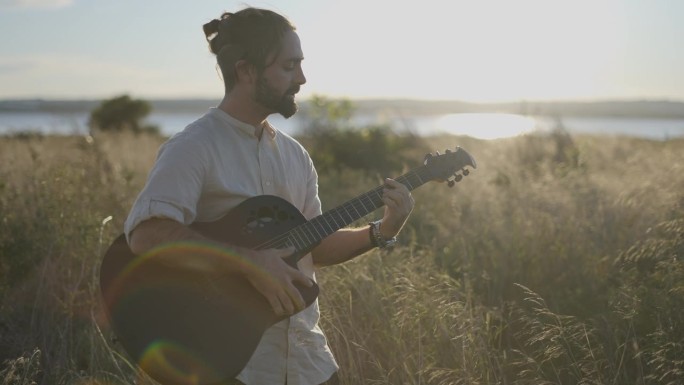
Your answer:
[255,30,306,118]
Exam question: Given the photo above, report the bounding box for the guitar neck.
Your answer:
[278,165,431,256]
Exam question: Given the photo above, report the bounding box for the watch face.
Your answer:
[383,237,397,248]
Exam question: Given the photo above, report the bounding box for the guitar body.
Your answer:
[99,195,319,385]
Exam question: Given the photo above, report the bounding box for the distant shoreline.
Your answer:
[1,98,684,120]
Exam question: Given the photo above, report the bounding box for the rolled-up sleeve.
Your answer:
[301,153,322,221]
[124,133,208,243]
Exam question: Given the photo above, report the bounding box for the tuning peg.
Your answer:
[448,180,455,187]
[454,174,463,182]
[462,168,470,176]
[424,153,433,162]
[445,149,452,154]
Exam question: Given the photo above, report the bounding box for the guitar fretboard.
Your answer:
[256,165,431,257]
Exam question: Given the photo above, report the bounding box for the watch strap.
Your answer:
[369,220,397,249]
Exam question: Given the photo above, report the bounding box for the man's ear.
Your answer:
[234,59,257,85]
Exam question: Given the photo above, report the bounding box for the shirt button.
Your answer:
[266,181,271,186]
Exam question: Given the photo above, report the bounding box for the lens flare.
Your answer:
[138,340,219,385]
[101,240,283,384]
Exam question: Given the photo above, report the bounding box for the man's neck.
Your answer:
[217,94,270,138]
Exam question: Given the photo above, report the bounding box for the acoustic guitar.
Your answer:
[99,147,476,385]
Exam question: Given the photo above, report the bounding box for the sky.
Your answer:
[0,0,683,102]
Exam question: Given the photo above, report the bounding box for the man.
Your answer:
[124,8,414,385]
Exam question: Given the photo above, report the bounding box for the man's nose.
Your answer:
[295,66,306,85]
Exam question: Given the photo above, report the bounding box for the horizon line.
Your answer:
[1,95,684,105]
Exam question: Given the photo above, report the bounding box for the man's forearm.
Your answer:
[129,218,202,254]
[128,217,252,276]
[311,226,375,267]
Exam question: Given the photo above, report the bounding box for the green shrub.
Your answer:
[89,94,159,134]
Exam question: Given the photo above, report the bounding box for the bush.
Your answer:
[298,95,430,177]
[89,94,159,134]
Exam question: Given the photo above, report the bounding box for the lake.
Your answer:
[1,110,684,141]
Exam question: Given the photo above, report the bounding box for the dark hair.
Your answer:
[203,8,296,90]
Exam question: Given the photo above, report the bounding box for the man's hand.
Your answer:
[241,247,313,317]
[380,178,414,238]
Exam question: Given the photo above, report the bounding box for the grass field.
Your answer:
[0,127,682,384]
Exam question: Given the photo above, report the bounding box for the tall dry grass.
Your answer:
[0,128,683,384]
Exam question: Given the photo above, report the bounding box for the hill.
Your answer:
[1,98,683,119]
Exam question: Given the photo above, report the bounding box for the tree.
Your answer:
[89,94,159,134]
[301,94,354,134]
[299,95,429,176]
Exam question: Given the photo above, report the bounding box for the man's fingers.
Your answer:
[284,282,306,312]
[258,285,298,316]
[249,246,313,315]
[383,190,411,212]
[291,268,314,287]
[278,246,296,257]
[267,294,285,316]
[278,291,296,315]
[382,192,399,207]
[285,268,309,309]
[383,178,403,189]
[383,181,411,201]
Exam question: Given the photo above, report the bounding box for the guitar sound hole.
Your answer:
[244,205,293,234]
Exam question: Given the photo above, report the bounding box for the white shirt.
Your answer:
[124,108,338,385]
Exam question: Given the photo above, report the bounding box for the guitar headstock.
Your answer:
[423,147,477,187]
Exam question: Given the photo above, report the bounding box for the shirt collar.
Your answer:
[211,108,278,140]
[262,120,278,139]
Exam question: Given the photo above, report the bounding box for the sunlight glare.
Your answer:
[436,113,536,140]
[303,0,624,102]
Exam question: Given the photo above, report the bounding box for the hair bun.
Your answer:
[202,18,220,40]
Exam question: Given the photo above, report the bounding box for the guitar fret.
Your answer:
[322,216,336,236]
[415,170,427,185]
[302,225,316,245]
[346,206,357,222]
[309,220,325,239]
[321,216,335,234]
[330,211,344,228]
[340,207,354,223]
[372,189,383,203]
[306,218,320,240]
[346,200,363,219]
[290,229,306,250]
[416,172,425,185]
[300,227,314,247]
[359,193,376,213]
[358,195,370,212]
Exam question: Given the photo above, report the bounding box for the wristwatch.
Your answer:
[369,220,397,249]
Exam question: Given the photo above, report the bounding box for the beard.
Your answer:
[255,75,299,119]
